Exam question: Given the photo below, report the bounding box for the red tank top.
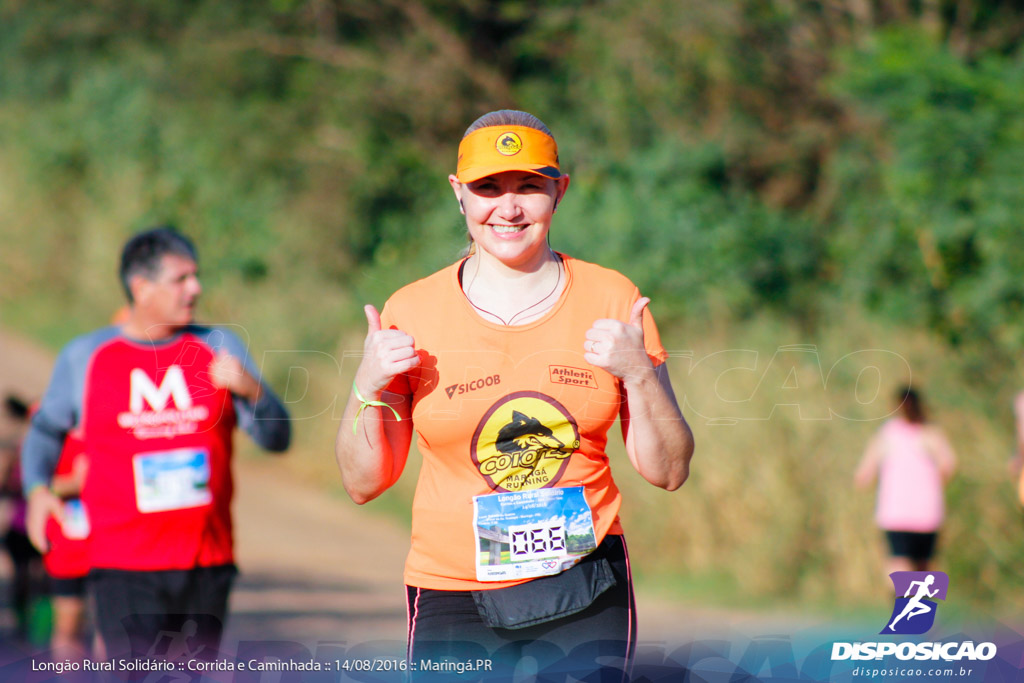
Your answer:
[80,334,236,570]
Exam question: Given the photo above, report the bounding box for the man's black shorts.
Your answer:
[89,564,237,660]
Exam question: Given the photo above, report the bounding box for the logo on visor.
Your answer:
[471,391,580,492]
[496,132,523,156]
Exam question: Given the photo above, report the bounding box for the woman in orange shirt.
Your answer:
[335,110,693,680]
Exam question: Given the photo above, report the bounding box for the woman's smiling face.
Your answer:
[450,170,569,270]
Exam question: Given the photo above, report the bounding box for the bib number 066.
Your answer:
[508,521,566,560]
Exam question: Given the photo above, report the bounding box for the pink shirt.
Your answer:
[875,418,944,532]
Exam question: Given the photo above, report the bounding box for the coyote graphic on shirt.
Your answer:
[472,393,580,492]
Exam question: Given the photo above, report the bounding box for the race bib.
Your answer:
[132,448,213,513]
[60,499,90,540]
[473,486,597,582]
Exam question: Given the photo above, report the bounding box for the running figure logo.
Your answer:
[881,571,949,635]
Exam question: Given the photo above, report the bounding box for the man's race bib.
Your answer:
[132,448,213,513]
[60,499,90,540]
[473,486,597,582]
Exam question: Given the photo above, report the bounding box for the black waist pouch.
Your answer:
[470,536,619,630]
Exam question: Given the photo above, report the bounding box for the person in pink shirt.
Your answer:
[855,386,956,576]
[1012,392,1024,506]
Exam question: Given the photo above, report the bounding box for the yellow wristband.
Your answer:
[352,381,402,435]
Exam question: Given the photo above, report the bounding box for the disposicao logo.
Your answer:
[883,571,947,635]
[831,571,997,662]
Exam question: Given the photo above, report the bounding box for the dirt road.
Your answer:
[226,456,410,647]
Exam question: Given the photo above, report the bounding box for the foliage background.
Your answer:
[2,0,1023,616]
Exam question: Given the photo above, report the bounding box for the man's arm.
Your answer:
[233,383,291,452]
[21,345,81,551]
[208,329,291,453]
[22,347,79,493]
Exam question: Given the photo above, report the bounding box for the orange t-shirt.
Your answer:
[380,254,668,591]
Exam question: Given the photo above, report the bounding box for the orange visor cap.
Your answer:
[455,126,561,183]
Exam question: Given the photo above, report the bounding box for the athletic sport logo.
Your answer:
[882,571,949,635]
[548,365,598,389]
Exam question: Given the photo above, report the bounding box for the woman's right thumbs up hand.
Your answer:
[356,304,421,398]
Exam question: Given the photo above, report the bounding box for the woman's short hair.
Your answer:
[896,386,926,424]
[463,110,553,139]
